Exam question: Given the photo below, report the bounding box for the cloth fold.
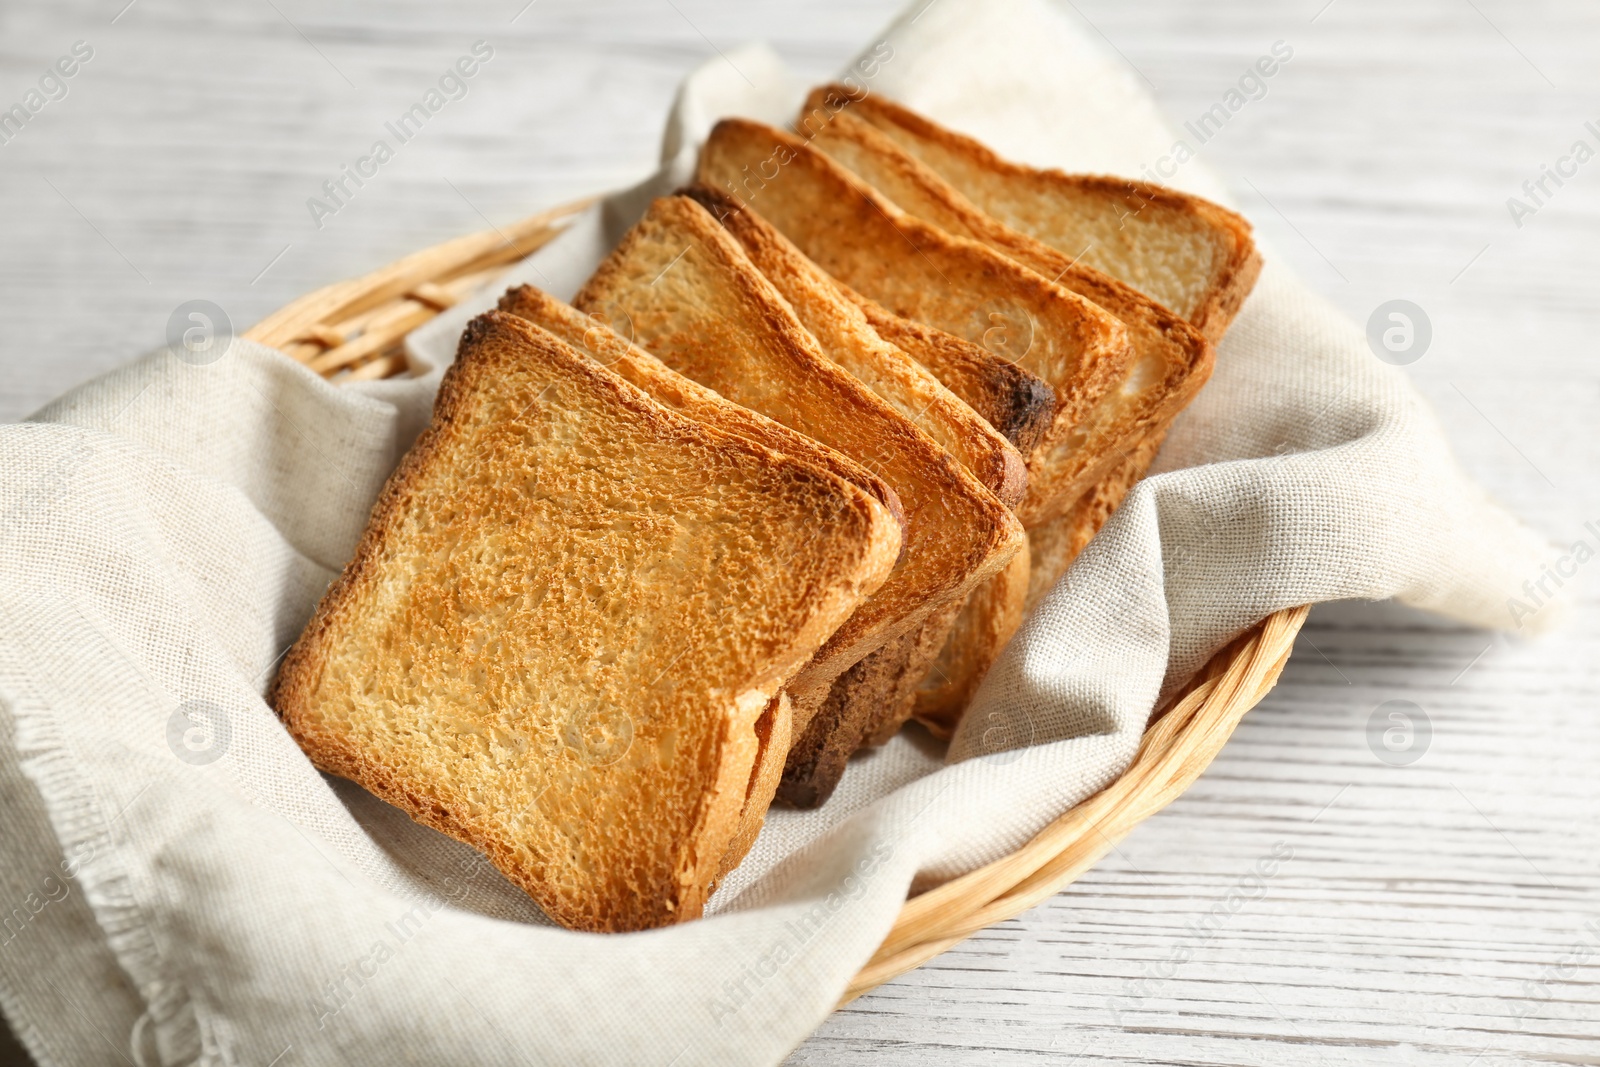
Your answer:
[0,1,1553,1064]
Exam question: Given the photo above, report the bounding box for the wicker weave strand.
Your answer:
[246,201,1310,998]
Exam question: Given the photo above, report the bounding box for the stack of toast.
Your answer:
[270,87,1261,932]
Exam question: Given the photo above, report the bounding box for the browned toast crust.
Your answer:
[853,301,1056,454]
[804,84,1261,343]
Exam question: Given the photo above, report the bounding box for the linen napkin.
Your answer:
[0,0,1553,1065]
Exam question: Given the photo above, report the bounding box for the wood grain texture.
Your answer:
[0,1,1595,1065]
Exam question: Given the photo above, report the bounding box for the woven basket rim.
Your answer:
[246,199,1310,1001]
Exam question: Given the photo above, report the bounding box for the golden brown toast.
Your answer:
[855,301,1056,455]
[912,547,1030,739]
[695,118,1135,525]
[683,183,1026,510]
[725,98,1222,741]
[716,692,791,879]
[859,595,967,746]
[573,196,1024,720]
[497,283,906,540]
[681,185,1036,790]
[496,286,926,811]
[802,85,1261,343]
[1026,432,1167,613]
[800,103,1215,527]
[795,103,1223,734]
[271,311,900,931]
[778,625,916,808]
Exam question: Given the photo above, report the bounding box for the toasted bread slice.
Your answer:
[916,432,1169,737]
[496,284,906,543]
[796,549,971,768]
[1026,432,1166,613]
[683,183,1026,510]
[912,546,1030,739]
[272,312,899,931]
[681,184,1033,783]
[778,626,914,808]
[860,595,966,746]
[856,301,1055,454]
[716,692,791,879]
[800,105,1215,527]
[780,584,966,806]
[695,118,1134,524]
[802,85,1261,343]
[574,196,1024,711]
[799,105,1221,732]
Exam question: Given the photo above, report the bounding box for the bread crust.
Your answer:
[853,300,1056,454]
[912,547,1030,739]
[715,691,792,879]
[271,312,899,931]
[774,626,914,808]
[860,594,966,747]
[804,84,1261,343]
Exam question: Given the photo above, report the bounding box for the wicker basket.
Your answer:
[244,200,1311,1003]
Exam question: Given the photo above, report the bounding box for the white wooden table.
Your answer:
[2,1,1596,1063]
